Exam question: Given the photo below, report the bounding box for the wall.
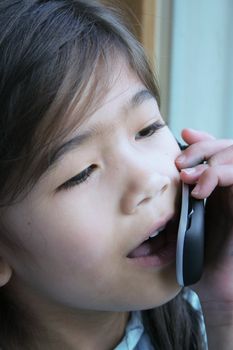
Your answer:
[168,0,233,141]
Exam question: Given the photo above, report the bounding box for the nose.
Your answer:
[119,157,171,215]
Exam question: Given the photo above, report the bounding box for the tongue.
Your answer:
[128,234,165,258]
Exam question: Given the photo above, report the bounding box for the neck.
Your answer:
[38,308,129,350]
[6,281,129,350]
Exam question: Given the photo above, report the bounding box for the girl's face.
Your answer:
[1,64,182,312]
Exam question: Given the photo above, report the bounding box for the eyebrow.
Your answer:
[48,89,155,170]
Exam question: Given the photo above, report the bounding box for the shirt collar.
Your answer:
[114,311,144,350]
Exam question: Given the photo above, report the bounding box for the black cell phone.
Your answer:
[176,182,205,286]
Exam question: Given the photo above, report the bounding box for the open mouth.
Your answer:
[127,217,179,264]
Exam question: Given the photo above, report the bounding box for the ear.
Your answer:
[0,257,12,287]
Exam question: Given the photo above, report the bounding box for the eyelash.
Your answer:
[135,120,165,140]
[59,121,166,190]
[59,164,97,190]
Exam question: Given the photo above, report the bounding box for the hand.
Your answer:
[175,128,233,304]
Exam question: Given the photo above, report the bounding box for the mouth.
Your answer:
[127,215,179,267]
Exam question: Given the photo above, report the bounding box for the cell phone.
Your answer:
[176,182,205,286]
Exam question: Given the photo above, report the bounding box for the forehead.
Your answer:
[47,64,157,166]
[45,60,144,146]
[69,63,144,122]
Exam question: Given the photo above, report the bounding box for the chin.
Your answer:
[144,277,182,310]
[122,285,182,312]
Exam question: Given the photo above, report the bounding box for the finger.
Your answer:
[176,139,233,168]
[208,144,233,167]
[180,164,209,184]
[181,128,216,144]
[191,165,233,198]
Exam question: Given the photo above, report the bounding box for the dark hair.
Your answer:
[0,0,159,207]
[0,1,204,348]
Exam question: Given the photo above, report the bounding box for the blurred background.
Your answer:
[104,0,233,141]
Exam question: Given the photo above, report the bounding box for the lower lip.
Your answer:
[127,241,176,268]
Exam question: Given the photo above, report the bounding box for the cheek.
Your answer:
[28,203,119,302]
[1,198,112,280]
[157,132,181,176]
[164,130,181,158]
[28,199,113,273]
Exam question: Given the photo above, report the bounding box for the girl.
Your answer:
[0,1,232,349]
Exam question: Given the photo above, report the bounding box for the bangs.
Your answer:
[32,45,129,184]
[0,0,159,206]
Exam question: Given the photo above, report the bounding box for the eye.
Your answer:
[135,121,165,140]
[59,164,97,190]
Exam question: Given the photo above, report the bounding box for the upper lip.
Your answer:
[127,212,177,257]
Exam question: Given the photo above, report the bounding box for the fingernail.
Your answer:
[176,155,186,163]
[181,167,196,174]
[191,185,200,195]
[188,128,199,132]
